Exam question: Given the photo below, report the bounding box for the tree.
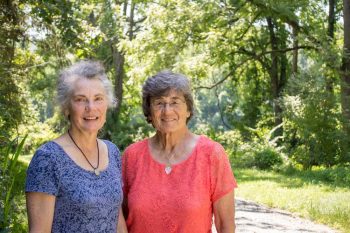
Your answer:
[0,0,24,140]
[341,0,350,134]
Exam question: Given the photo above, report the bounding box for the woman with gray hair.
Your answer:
[122,71,237,233]
[25,60,127,232]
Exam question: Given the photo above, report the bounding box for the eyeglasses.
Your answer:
[151,99,186,111]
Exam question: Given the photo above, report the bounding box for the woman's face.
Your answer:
[67,77,108,134]
[149,89,190,134]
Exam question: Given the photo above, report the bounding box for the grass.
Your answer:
[234,168,350,233]
[18,154,32,165]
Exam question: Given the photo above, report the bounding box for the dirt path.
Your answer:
[212,198,339,233]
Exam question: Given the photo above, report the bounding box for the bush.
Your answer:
[193,125,286,170]
[18,122,58,154]
[253,147,283,170]
[0,135,28,232]
[283,71,348,169]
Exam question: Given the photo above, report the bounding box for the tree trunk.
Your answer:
[292,25,298,75]
[112,44,124,116]
[341,0,350,133]
[326,0,337,93]
[267,17,283,136]
[129,1,135,40]
[110,0,131,118]
[328,0,336,39]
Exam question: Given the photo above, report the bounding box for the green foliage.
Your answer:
[0,0,25,140]
[103,109,153,151]
[231,141,284,170]
[283,70,347,169]
[281,165,350,187]
[17,97,59,154]
[0,135,28,232]
[253,147,283,170]
[0,74,23,139]
[236,168,350,232]
[30,0,84,48]
[194,124,285,170]
[18,121,58,154]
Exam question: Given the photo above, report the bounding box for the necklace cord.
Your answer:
[67,130,100,171]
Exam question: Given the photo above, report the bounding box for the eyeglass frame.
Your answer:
[150,97,187,111]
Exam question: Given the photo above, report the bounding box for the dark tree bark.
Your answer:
[328,0,336,39]
[110,0,134,119]
[341,0,350,132]
[326,0,337,93]
[112,44,125,116]
[292,25,298,75]
[129,1,135,40]
[267,18,278,99]
[267,17,283,136]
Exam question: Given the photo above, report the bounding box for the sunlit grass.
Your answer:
[18,154,32,165]
[234,168,350,233]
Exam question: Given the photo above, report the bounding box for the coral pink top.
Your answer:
[122,135,237,233]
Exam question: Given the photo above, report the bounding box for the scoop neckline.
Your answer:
[50,140,111,176]
[146,135,203,169]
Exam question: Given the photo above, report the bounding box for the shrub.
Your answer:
[0,135,28,232]
[283,71,348,169]
[253,147,283,170]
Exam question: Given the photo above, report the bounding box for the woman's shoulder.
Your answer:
[123,138,148,154]
[196,135,227,159]
[101,139,119,151]
[34,141,62,158]
[28,141,63,170]
[197,135,223,150]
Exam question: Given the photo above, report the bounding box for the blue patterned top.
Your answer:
[25,140,123,233]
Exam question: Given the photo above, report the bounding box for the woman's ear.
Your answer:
[65,110,70,120]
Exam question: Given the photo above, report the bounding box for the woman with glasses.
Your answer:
[122,71,237,233]
[25,60,127,233]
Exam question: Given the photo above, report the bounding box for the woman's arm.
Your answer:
[117,208,128,233]
[26,192,56,233]
[213,190,235,233]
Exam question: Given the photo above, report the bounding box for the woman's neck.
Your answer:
[153,128,191,152]
[67,128,98,150]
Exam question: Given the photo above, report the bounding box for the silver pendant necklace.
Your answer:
[164,151,177,175]
[68,130,100,176]
[165,166,172,175]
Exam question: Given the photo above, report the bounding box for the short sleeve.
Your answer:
[25,147,60,196]
[121,147,129,195]
[210,142,237,202]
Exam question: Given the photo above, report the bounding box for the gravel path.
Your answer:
[212,198,339,233]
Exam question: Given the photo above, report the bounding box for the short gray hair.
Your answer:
[57,60,116,116]
[142,70,194,124]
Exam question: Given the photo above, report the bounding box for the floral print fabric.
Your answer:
[25,140,123,233]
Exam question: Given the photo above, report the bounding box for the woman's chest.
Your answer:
[127,155,211,213]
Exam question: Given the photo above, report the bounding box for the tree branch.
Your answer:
[195,45,316,90]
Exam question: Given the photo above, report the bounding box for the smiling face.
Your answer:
[149,89,191,134]
[67,77,108,135]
